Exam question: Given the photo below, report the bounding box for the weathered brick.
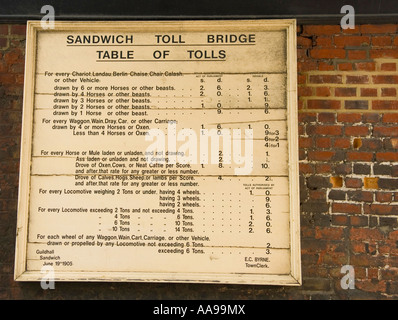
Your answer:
[370,49,398,59]
[332,203,361,214]
[373,100,398,110]
[307,176,332,189]
[346,75,369,84]
[381,88,396,96]
[347,190,373,202]
[353,164,371,175]
[335,87,356,97]
[347,152,373,161]
[345,177,363,188]
[361,24,397,34]
[347,50,367,60]
[317,112,335,123]
[364,204,398,215]
[360,88,377,97]
[344,125,369,136]
[376,152,398,162]
[308,100,341,109]
[345,100,369,110]
[372,36,392,46]
[328,190,346,201]
[373,164,392,176]
[334,35,370,47]
[378,178,398,190]
[309,75,343,84]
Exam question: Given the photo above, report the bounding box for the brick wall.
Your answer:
[297,24,398,298]
[0,23,397,299]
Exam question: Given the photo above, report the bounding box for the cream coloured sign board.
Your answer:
[15,20,301,285]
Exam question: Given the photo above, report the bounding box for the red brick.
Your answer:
[316,87,331,97]
[314,226,345,240]
[331,214,349,226]
[376,192,393,202]
[309,189,327,200]
[316,163,333,174]
[350,216,369,227]
[370,49,398,59]
[307,151,335,161]
[376,152,398,162]
[297,48,308,59]
[309,75,342,84]
[332,203,361,214]
[0,37,7,47]
[337,63,353,71]
[381,88,396,97]
[342,25,361,34]
[348,50,367,60]
[335,87,356,97]
[297,36,313,47]
[372,36,392,46]
[361,24,397,34]
[298,113,317,123]
[394,36,398,46]
[0,74,15,84]
[372,75,398,84]
[318,62,334,71]
[362,113,380,123]
[298,61,318,72]
[344,126,369,136]
[303,25,341,36]
[315,125,342,136]
[298,86,313,96]
[355,62,376,71]
[334,35,370,47]
[337,113,361,123]
[0,25,8,35]
[317,113,335,123]
[360,138,383,150]
[333,138,351,149]
[374,126,398,137]
[350,228,385,241]
[382,114,398,123]
[316,137,331,148]
[298,74,306,84]
[346,152,373,161]
[307,100,341,109]
[299,163,314,174]
[315,37,333,47]
[299,137,313,148]
[372,100,398,110]
[10,25,26,36]
[345,100,369,110]
[310,48,346,59]
[380,63,397,71]
[346,75,369,84]
[360,88,377,97]
[364,204,398,215]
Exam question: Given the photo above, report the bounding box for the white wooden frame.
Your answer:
[14,20,300,285]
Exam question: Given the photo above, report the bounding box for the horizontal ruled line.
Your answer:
[95,59,226,62]
[67,44,255,47]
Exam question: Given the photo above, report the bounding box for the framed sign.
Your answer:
[15,20,300,285]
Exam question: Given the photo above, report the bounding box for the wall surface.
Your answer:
[1,23,398,299]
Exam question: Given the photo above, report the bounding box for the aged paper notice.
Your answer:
[15,20,300,285]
